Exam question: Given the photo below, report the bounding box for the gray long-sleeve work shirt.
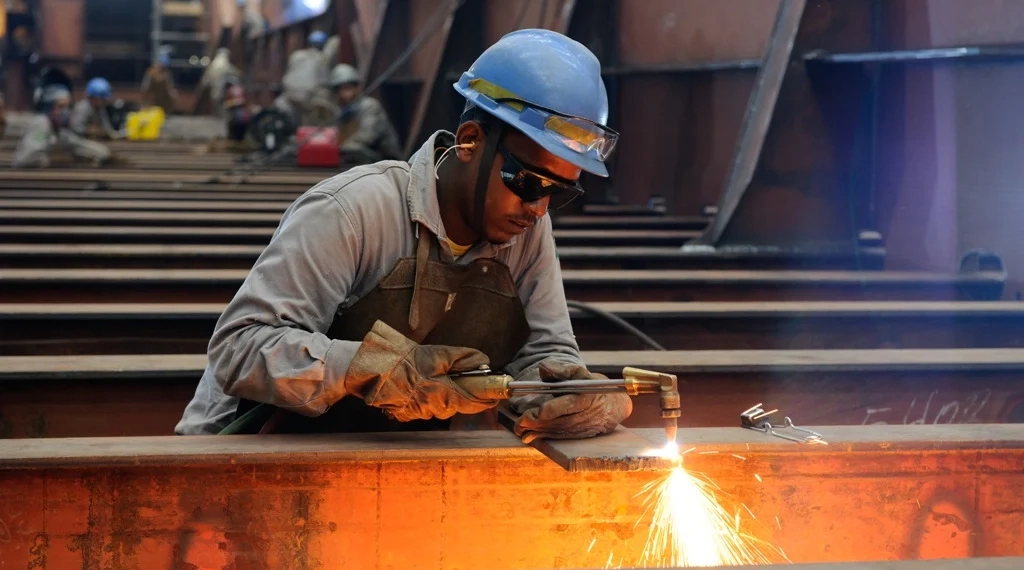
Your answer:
[175,129,584,434]
[12,115,111,168]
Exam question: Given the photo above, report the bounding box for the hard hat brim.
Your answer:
[454,81,610,178]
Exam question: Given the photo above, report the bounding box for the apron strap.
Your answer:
[408,224,433,332]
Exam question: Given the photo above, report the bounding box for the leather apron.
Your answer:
[233,224,531,433]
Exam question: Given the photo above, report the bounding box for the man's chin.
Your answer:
[484,230,514,245]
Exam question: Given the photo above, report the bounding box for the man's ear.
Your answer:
[454,121,485,162]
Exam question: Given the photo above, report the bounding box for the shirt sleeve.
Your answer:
[68,101,91,135]
[503,215,587,380]
[321,35,341,68]
[340,98,388,151]
[207,188,365,416]
[12,119,52,168]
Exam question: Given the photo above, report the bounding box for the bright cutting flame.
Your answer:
[623,442,787,568]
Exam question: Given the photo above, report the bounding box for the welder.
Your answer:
[13,84,111,168]
[328,62,403,165]
[176,29,630,443]
[141,49,178,112]
[198,47,241,119]
[69,77,119,139]
[223,84,253,143]
[273,30,339,126]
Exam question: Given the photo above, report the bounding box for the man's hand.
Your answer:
[344,320,500,422]
[509,361,633,443]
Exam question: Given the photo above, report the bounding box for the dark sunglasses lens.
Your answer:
[548,188,582,210]
[507,171,581,209]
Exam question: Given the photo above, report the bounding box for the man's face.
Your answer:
[335,84,360,107]
[479,130,581,244]
[89,96,107,109]
[48,98,70,125]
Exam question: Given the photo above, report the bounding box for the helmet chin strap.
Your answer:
[471,122,504,238]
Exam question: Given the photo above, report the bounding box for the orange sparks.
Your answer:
[623,442,787,568]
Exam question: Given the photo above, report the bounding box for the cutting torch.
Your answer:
[452,366,681,445]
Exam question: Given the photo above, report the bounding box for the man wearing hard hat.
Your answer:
[328,63,402,165]
[69,77,119,139]
[177,30,630,440]
[274,30,339,125]
[13,84,112,168]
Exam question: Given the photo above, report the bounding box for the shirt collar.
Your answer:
[406,130,516,255]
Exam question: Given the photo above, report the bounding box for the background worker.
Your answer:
[274,30,339,125]
[69,77,119,139]
[13,84,111,168]
[329,63,403,165]
[198,47,241,119]
[175,29,630,442]
[141,49,178,112]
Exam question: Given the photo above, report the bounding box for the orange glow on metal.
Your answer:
[605,442,787,568]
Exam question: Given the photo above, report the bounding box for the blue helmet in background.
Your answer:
[452,29,617,177]
[85,77,112,99]
[308,31,327,48]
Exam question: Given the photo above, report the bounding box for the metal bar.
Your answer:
[691,561,1024,570]
[601,59,762,75]
[495,407,673,472]
[3,351,1024,437]
[0,426,1022,566]
[401,0,463,157]
[0,267,1004,303]
[694,0,809,246]
[804,45,1024,64]
[7,299,1024,356]
[360,0,396,89]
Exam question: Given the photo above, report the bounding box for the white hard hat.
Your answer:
[329,64,360,87]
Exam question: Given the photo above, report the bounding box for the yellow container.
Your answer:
[125,107,165,140]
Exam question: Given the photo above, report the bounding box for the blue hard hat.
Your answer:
[85,77,112,99]
[453,29,618,177]
[308,31,327,47]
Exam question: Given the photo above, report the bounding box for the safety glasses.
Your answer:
[467,78,619,161]
[497,143,584,210]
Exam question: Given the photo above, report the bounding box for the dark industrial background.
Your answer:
[5,0,1024,297]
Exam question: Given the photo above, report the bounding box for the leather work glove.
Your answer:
[344,320,499,422]
[509,361,633,444]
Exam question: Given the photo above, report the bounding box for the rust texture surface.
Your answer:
[0,426,1022,568]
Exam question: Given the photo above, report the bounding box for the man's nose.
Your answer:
[523,196,550,218]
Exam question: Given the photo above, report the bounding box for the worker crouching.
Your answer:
[13,85,112,168]
[329,63,403,166]
[176,29,630,443]
[69,77,120,139]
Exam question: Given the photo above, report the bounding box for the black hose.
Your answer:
[565,300,667,351]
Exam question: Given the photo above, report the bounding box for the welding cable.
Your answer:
[565,300,667,351]
[217,402,276,435]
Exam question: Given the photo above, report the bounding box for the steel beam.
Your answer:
[673,559,1024,570]
[7,300,1024,356]
[694,0,807,245]
[0,425,1022,567]
[399,0,463,156]
[0,243,889,271]
[2,350,1024,438]
[0,267,1004,303]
